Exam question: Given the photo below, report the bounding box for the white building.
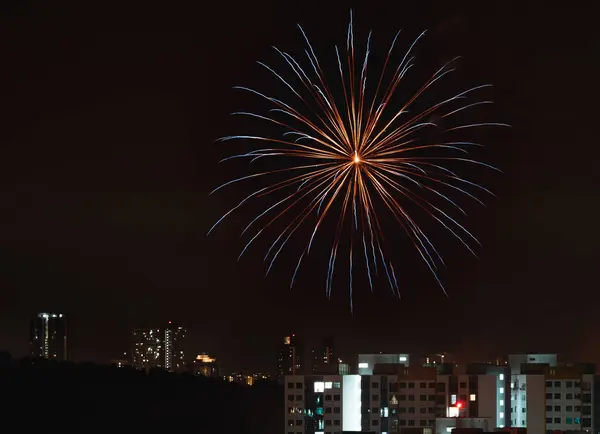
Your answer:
[510,369,595,433]
[506,353,596,434]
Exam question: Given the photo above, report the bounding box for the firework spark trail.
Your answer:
[210,12,507,309]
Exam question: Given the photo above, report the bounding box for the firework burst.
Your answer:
[209,12,507,309]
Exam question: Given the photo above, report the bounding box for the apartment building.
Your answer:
[284,366,505,434]
[285,353,596,434]
[510,362,595,433]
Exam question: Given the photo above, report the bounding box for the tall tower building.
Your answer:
[164,321,186,372]
[312,337,335,374]
[131,322,187,372]
[30,313,68,361]
[277,334,304,380]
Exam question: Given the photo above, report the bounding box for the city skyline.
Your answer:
[19,318,600,382]
[17,319,600,377]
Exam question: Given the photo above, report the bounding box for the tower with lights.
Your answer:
[277,334,304,381]
[30,312,68,361]
[131,321,186,372]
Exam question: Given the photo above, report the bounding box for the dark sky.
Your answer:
[1,0,598,373]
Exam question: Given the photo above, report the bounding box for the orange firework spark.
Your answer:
[209,12,507,309]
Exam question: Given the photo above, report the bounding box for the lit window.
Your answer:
[333,382,341,388]
[510,382,514,389]
[358,362,369,368]
[499,387,504,394]
[469,394,476,401]
[446,428,453,433]
[399,356,407,362]
[500,412,504,419]
[499,374,504,381]
[499,400,504,406]
[451,394,457,404]
[325,382,332,389]
[314,382,325,393]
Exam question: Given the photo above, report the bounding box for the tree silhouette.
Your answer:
[0,355,282,433]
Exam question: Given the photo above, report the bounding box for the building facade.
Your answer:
[30,312,68,361]
[510,365,595,433]
[285,354,594,434]
[285,369,505,434]
[278,335,304,380]
[164,322,186,371]
[131,322,186,372]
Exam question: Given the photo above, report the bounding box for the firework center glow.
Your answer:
[353,151,361,164]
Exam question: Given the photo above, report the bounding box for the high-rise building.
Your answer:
[278,334,304,380]
[312,338,335,374]
[131,322,186,372]
[132,328,164,370]
[30,312,68,361]
[164,322,186,372]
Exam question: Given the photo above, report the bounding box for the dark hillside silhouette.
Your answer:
[0,353,282,433]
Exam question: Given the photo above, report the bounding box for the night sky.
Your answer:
[1,0,598,373]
